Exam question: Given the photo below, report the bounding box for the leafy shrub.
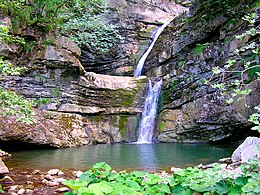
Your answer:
[60,13,122,53]
[0,21,33,125]
[59,4,122,53]
[206,11,259,133]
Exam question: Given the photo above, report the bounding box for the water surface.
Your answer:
[6,143,235,172]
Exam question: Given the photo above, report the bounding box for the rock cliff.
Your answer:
[141,0,260,142]
[0,0,258,148]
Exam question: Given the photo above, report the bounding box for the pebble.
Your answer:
[42,179,59,186]
[45,174,54,181]
[26,181,34,185]
[8,185,20,193]
[25,189,34,194]
[47,169,60,175]
[56,187,70,192]
[218,157,232,164]
[53,178,66,183]
[25,184,34,190]
[39,174,45,180]
[74,171,83,178]
[32,169,40,175]
[58,170,65,176]
[25,175,32,179]
[47,181,59,187]
[17,188,25,195]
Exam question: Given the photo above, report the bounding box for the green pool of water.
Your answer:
[6,143,236,172]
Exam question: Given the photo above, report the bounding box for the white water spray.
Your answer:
[137,79,163,143]
[134,19,173,77]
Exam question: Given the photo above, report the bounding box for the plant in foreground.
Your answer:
[63,161,260,195]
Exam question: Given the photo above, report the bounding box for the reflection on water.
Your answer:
[6,143,236,171]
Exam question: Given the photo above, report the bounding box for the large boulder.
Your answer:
[231,137,260,163]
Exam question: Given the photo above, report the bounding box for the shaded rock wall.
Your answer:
[141,0,260,142]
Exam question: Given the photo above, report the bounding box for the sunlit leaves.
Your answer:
[204,11,259,133]
[248,106,260,133]
[63,161,260,195]
[0,87,34,124]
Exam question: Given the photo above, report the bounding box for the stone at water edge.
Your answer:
[231,137,260,163]
[170,167,183,172]
[47,168,60,175]
[0,158,9,174]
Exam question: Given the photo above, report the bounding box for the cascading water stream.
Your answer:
[137,79,162,143]
[134,18,173,77]
[134,19,172,143]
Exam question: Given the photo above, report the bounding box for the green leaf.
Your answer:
[212,180,231,195]
[228,186,241,195]
[126,179,141,191]
[62,180,89,191]
[147,174,162,185]
[132,171,147,177]
[63,192,75,195]
[234,177,248,186]
[107,172,119,181]
[157,183,171,194]
[174,169,190,177]
[171,184,186,195]
[77,187,94,195]
[190,183,209,192]
[87,182,113,195]
[93,162,112,172]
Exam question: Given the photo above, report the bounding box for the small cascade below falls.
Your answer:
[137,79,162,143]
[134,18,173,77]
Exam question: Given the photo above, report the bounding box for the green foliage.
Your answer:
[240,158,260,194]
[248,106,260,133]
[34,98,52,108]
[0,25,24,44]
[0,58,26,76]
[0,21,34,125]
[0,86,34,124]
[59,1,122,53]
[1,0,121,52]
[51,87,62,97]
[194,43,209,56]
[0,184,4,193]
[1,0,68,32]
[63,161,260,195]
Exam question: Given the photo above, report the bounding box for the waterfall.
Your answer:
[134,19,173,77]
[137,79,162,143]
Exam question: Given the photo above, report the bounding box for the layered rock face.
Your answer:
[141,1,260,142]
[0,34,147,147]
[80,0,189,75]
